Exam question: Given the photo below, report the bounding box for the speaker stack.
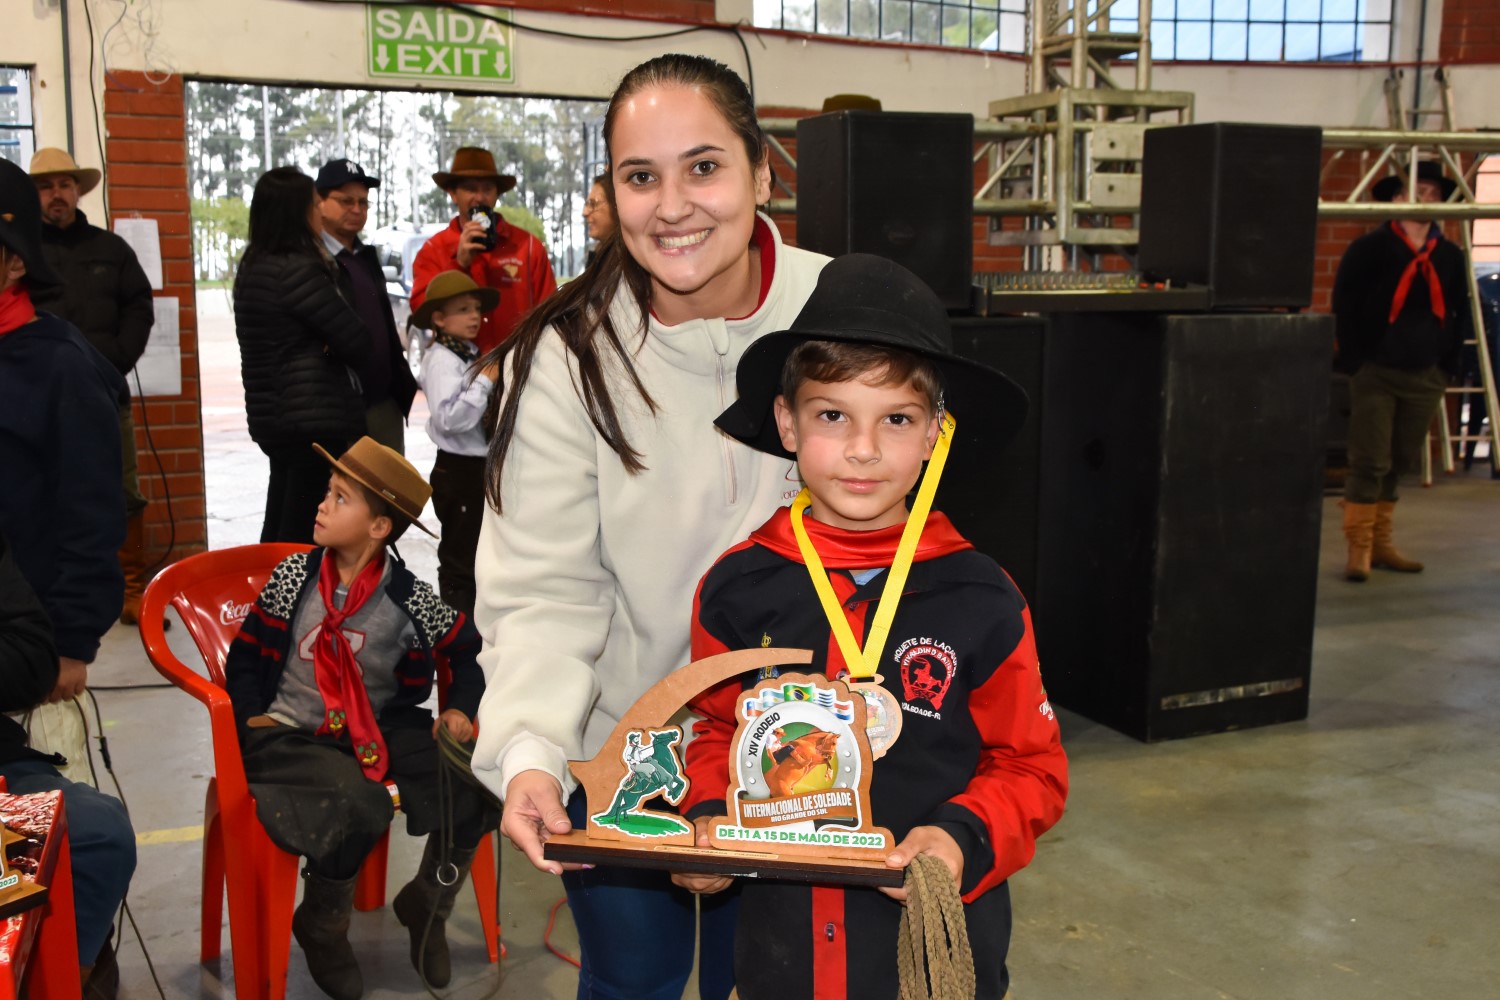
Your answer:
[1137,122,1324,310]
[795,110,975,311]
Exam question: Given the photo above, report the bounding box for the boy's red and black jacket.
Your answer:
[223,548,483,738]
[684,507,1068,1000]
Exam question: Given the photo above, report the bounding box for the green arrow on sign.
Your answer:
[366,4,515,85]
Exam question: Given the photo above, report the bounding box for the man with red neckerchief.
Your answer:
[1333,161,1472,582]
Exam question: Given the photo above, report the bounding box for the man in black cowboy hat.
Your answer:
[314,157,418,454]
[1332,160,1472,582]
[30,147,157,626]
[409,146,556,353]
[0,155,138,998]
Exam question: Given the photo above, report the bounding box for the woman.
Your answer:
[582,172,614,268]
[471,54,829,999]
[233,167,370,543]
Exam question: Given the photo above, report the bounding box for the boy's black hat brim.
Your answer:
[715,254,1029,460]
[0,159,60,287]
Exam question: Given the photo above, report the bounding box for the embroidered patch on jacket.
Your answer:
[894,637,959,716]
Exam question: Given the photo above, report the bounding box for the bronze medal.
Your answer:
[849,674,903,759]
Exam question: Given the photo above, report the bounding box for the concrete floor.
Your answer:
[88,288,1498,998]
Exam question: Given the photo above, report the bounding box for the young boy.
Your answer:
[413,270,499,621]
[224,437,497,999]
[677,255,1069,1000]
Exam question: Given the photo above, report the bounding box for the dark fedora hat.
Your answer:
[1372,160,1458,203]
[716,254,1029,460]
[0,158,60,287]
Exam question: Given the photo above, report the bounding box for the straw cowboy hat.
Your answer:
[28,147,102,196]
[432,147,517,194]
[312,437,438,537]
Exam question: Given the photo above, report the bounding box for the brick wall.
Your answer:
[1440,0,1500,63]
[102,71,208,564]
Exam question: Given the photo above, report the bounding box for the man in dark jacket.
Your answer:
[0,161,136,1000]
[30,148,156,625]
[1332,161,1472,582]
[315,158,418,453]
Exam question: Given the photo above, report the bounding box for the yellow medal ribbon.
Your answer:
[788,412,957,680]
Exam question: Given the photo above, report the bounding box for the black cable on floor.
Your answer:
[76,692,169,1000]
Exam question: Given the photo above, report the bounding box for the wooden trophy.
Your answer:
[0,826,48,919]
[543,647,901,887]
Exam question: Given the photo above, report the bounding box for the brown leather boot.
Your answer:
[1341,501,1376,582]
[292,871,363,1000]
[393,839,476,988]
[117,511,148,625]
[1372,501,1424,572]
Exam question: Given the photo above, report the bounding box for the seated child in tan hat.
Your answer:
[224,437,497,999]
[413,270,500,621]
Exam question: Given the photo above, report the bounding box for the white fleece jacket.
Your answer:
[471,218,829,801]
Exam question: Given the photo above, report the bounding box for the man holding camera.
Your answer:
[411,147,556,354]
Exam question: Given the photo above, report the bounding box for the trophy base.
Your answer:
[543,830,904,888]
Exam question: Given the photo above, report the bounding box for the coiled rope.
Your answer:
[897,854,975,1000]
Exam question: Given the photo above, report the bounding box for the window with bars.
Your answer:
[754,0,1029,51]
[753,0,1394,60]
[0,67,37,168]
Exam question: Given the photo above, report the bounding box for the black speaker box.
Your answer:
[1035,312,1333,741]
[796,111,974,311]
[1138,122,1323,310]
[940,317,1046,602]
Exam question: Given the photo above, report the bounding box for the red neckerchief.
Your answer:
[750,505,972,569]
[312,551,390,780]
[1387,222,1446,326]
[0,284,37,337]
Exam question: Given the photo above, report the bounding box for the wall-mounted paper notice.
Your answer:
[113,217,164,290]
[134,297,181,397]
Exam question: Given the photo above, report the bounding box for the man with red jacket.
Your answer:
[410,147,556,354]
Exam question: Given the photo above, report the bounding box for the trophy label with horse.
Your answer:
[708,674,890,857]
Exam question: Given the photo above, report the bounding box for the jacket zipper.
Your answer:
[716,351,738,505]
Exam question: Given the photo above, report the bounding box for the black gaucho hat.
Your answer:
[716,253,1029,460]
[1372,160,1458,203]
[0,158,59,287]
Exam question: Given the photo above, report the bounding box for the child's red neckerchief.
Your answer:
[312,551,390,779]
[0,285,37,337]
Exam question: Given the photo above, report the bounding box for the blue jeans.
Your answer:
[563,794,738,1000]
[1,760,137,963]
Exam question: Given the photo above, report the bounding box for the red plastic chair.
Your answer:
[138,543,501,999]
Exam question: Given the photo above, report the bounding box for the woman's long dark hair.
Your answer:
[482,54,771,511]
[234,167,321,291]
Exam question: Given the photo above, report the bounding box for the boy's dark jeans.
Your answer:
[241,717,498,878]
[430,450,485,621]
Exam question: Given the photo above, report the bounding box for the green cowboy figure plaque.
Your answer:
[544,647,900,887]
[594,729,690,835]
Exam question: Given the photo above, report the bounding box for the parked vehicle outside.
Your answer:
[370,223,447,374]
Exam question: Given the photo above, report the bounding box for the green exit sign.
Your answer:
[367,4,515,85]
